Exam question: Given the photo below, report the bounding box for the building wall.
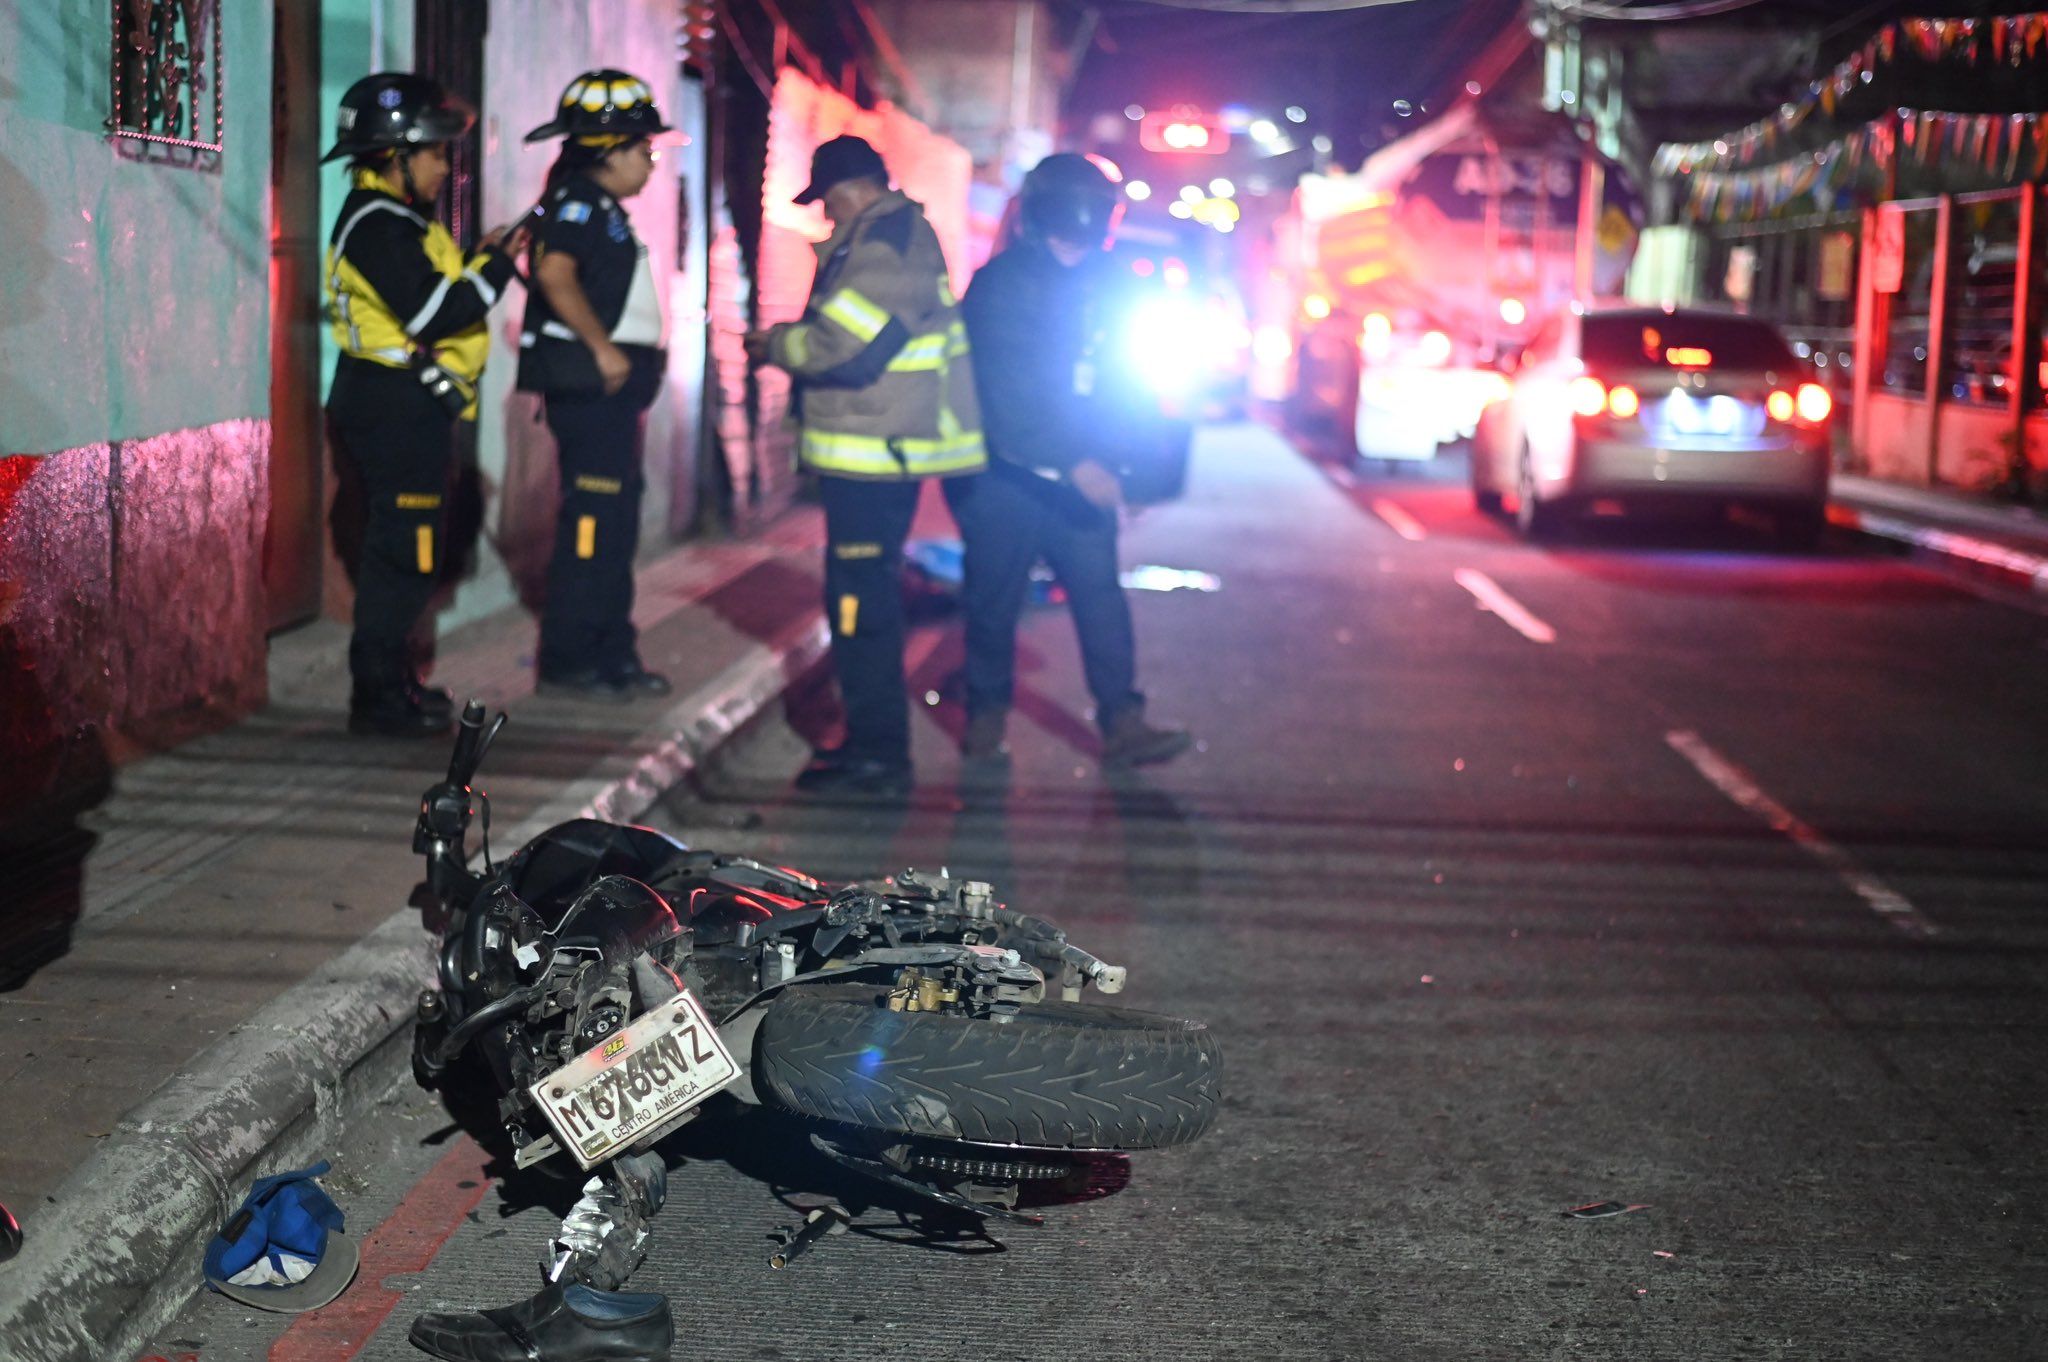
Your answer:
[0,3,275,815]
[866,0,1059,180]
[0,3,274,453]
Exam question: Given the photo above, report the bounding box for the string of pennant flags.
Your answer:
[1655,12,2048,176]
[1683,109,2048,223]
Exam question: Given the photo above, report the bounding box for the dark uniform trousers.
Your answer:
[944,461,1141,730]
[819,475,923,764]
[330,363,454,692]
[538,351,663,677]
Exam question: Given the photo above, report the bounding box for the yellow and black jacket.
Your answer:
[324,171,516,420]
[766,191,984,480]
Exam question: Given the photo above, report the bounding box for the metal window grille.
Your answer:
[108,0,224,161]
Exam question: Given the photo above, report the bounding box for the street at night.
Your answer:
[138,426,2048,1360]
[10,1,2048,1359]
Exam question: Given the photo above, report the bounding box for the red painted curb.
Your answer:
[267,1137,492,1362]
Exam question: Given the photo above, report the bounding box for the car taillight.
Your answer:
[1796,382,1832,423]
[1568,376,1638,420]
[1568,375,1608,417]
[1768,383,1832,425]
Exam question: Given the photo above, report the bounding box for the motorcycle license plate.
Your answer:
[530,989,739,1169]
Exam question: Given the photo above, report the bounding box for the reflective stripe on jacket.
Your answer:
[767,190,985,480]
[324,173,513,420]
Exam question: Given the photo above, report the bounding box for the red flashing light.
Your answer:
[1132,257,1156,276]
[1767,390,1795,422]
[1162,258,1191,290]
[1607,384,1640,419]
[1139,109,1229,156]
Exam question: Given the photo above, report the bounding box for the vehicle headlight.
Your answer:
[1126,296,1219,394]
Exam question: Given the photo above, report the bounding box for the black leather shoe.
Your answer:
[536,669,634,703]
[603,663,673,698]
[409,680,455,720]
[349,685,453,738]
[408,1282,673,1361]
[794,751,912,797]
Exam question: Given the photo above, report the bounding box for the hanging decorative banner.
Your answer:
[1653,11,2048,177]
[1678,108,2048,222]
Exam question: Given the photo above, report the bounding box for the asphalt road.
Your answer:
[159,423,2048,1361]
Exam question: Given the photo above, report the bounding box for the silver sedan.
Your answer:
[1471,306,1833,545]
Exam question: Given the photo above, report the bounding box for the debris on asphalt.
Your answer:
[0,1201,20,1262]
[770,1203,850,1269]
[1653,1250,1675,1259]
[1561,1200,1652,1218]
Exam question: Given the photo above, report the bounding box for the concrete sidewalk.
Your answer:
[1831,472,2048,595]
[0,509,831,1362]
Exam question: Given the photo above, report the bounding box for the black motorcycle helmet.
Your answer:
[524,69,673,146]
[321,72,473,164]
[1021,153,1122,250]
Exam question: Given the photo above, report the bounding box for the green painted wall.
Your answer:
[0,1,273,455]
[317,0,415,394]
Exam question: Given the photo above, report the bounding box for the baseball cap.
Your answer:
[201,1162,360,1313]
[794,135,888,204]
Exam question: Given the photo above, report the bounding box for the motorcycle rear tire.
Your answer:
[753,984,1220,1150]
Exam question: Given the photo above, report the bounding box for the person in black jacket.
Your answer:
[948,154,1193,768]
[323,73,525,737]
[518,70,675,701]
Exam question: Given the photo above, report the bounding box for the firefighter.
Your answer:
[517,70,678,701]
[746,136,986,795]
[323,72,524,737]
[947,153,1193,768]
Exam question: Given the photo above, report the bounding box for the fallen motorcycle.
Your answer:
[408,703,1220,1287]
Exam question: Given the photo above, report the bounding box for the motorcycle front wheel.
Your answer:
[753,983,1221,1150]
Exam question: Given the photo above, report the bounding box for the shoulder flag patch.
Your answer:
[558,200,592,225]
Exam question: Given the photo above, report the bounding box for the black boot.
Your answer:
[408,1282,673,1361]
[349,682,451,738]
[536,668,635,703]
[960,710,1011,766]
[1101,707,1192,768]
[407,669,455,721]
[602,659,674,698]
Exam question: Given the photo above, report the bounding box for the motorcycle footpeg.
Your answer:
[770,1204,849,1269]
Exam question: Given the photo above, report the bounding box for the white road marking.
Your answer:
[1453,568,1556,643]
[1665,729,1937,937]
[1372,498,1427,542]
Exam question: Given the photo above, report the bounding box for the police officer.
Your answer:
[949,154,1192,767]
[324,73,524,737]
[519,70,675,701]
[746,136,986,795]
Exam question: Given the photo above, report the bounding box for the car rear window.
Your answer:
[1582,316,1796,371]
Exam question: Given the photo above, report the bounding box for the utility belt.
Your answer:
[342,344,478,419]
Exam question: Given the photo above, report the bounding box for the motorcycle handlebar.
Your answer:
[445,701,505,789]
